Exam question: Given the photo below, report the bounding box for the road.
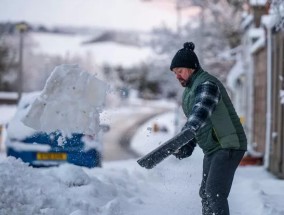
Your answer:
[101,106,171,161]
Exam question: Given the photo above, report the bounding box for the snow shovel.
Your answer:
[137,129,194,169]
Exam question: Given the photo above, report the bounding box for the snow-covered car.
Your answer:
[5,92,109,168]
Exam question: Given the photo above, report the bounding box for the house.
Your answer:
[262,15,284,178]
[227,0,284,178]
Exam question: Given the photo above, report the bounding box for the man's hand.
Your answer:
[173,140,196,160]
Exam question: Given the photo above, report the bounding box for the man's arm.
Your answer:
[183,81,221,134]
[173,81,221,159]
[137,81,222,167]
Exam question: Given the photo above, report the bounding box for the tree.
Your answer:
[147,0,244,84]
[0,41,9,74]
[0,24,18,91]
[106,59,180,100]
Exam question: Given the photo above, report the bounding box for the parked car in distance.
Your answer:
[5,92,109,168]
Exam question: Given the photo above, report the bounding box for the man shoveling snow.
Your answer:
[138,42,247,215]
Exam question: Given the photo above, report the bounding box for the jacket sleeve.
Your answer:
[183,81,221,134]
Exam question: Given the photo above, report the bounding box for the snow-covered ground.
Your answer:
[0,106,284,214]
[31,32,155,68]
[0,65,283,215]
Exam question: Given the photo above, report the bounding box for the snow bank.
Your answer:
[22,64,107,136]
[0,157,147,215]
[1,151,284,215]
[0,150,203,215]
[1,105,284,214]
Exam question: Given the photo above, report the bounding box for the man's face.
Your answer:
[172,67,194,87]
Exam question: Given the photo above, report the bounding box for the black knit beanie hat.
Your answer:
[170,42,200,71]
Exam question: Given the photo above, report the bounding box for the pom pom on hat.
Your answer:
[183,42,195,51]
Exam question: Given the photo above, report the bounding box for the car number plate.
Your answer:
[36,152,67,160]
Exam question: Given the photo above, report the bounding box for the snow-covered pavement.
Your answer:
[0,108,284,215]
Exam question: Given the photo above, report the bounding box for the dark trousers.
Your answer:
[199,149,245,215]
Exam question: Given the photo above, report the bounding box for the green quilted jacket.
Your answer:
[182,68,247,154]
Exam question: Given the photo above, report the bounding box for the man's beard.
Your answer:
[178,78,187,87]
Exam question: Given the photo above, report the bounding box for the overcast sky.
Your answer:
[0,0,190,31]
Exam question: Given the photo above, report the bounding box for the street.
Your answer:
[102,105,171,161]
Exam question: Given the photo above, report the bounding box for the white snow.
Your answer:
[31,33,154,67]
[0,109,284,214]
[22,64,107,136]
[1,88,284,215]
[261,14,280,29]
[249,28,265,54]
[250,0,267,6]
[0,105,17,124]
[241,14,253,30]
[6,92,39,140]
[0,105,17,152]
[248,28,265,38]
[226,58,244,91]
[130,112,178,155]
[280,90,284,104]
[31,33,90,56]
[0,92,18,100]
[250,36,265,54]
